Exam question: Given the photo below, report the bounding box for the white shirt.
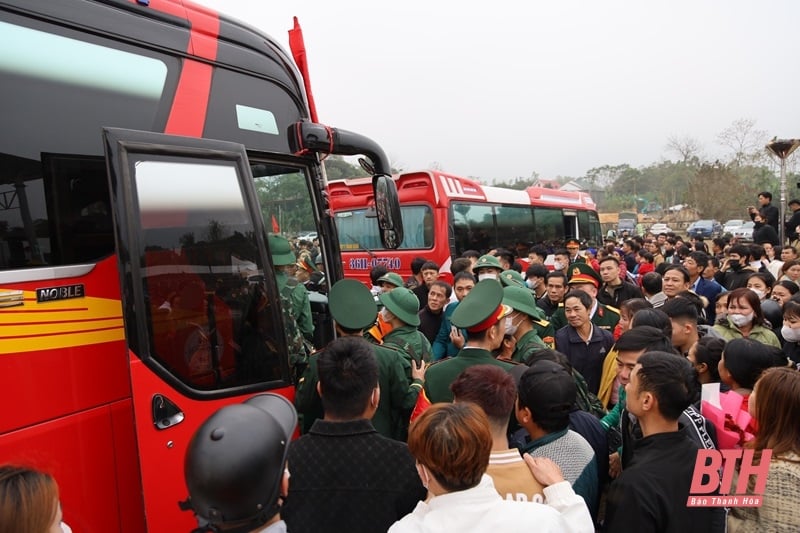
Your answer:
[388,475,593,533]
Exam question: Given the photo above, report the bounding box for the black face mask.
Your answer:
[729,259,740,269]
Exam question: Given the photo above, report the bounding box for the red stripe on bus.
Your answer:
[0,325,124,340]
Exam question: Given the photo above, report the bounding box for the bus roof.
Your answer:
[328,169,596,210]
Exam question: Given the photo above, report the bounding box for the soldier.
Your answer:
[549,262,620,332]
[423,280,515,403]
[502,286,548,362]
[365,271,406,344]
[565,238,587,264]
[499,270,556,348]
[378,288,432,369]
[296,279,425,439]
[269,234,314,378]
[474,254,504,281]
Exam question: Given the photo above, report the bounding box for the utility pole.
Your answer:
[766,139,800,245]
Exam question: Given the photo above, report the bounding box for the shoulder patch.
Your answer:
[604,304,620,315]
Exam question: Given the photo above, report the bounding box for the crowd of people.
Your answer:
[6,194,800,532]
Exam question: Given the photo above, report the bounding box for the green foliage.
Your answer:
[323,155,369,181]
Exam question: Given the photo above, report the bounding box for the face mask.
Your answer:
[749,288,766,301]
[729,313,753,328]
[478,273,497,282]
[728,259,740,269]
[750,261,761,269]
[379,307,392,322]
[505,316,519,336]
[526,279,539,290]
[782,325,800,343]
[553,261,565,271]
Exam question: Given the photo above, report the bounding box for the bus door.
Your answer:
[103,128,293,532]
[563,209,579,239]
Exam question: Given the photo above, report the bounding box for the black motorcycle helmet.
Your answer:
[182,393,297,532]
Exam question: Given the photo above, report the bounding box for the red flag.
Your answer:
[288,17,318,123]
[271,214,280,233]
[410,388,432,422]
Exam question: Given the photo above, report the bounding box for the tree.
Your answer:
[585,164,631,189]
[323,155,369,181]
[665,135,703,164]
[717,118,769,166]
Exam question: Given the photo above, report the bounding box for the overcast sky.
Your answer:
[194,0,799,181]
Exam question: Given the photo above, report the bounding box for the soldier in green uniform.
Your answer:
[423,280,515,403]
[474,254,503,281]
[378,288,432,368]
[499,270,556,348]
[295,279,425,439]
[502,286,547,363]
[549,262,620,332]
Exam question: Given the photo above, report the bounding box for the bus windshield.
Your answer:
[335,205,433,251]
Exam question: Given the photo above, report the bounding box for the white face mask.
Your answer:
[782,325,800,343]
[553,261,565,271]
[505,316,519,336]
[729,313,754,328]
[379,307,392,322]
[749,288,766,301]
[526,279,539,290]
[478,273,497,282]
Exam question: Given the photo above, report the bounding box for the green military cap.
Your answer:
[379,287,420,326]
[377,272,404,288]
[565,237,581,247]
[499,269,526,289]
[268,234,296,266]
[329,279,377,330]
[474,254,502,271]
[567,261,601,288]
[502,286,544,319]
[451,279,512,333]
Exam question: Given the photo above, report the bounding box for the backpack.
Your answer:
[281,277,313,381]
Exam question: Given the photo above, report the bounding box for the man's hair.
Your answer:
[454,271,477,285]
[663,264,690,283]
[708,256,720,269]
[526,264,549,279]
[662,296,699,323]
[430,280,453,299]
[564,290,592,310]
[599,255,620,266]
[759,191,773,201]
[494,248,515,264]
[749,243,765,261]
[450,365,517,430]
[317,336,378,419]
[631,309,674,339]
[546,270,567,284]
[461,249,481,259]
[517,361,576,432]
[615,325,675,354]
[553,248,569,258]
[369,265,389,285]
[712,237,727,249]
[407,402,491,492]
[634,351,699,421]
[730,244,750,258]
[410,257,428,275]
[529,245,549,259]
[450,257,472,275]
[637,250,654,263]
[641,272,662,294]
[420,260,440,273]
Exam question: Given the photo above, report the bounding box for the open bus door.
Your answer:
[103,127,293,532]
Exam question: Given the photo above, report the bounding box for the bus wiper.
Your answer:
[346,233,376,258]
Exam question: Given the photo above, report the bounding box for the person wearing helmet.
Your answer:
[182,393,297,533]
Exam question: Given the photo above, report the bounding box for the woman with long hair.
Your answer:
[728,367,800,532]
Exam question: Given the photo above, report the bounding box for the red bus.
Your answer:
[329,170,602,284]
[0,1,400,531]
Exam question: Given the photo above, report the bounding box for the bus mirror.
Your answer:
[288,121,391,176]
[373,174,403,249]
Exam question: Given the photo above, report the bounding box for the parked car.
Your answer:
[723,219,745,234]
[733,221,755,241]
[649,223,672,234]
[687,219,723,239]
